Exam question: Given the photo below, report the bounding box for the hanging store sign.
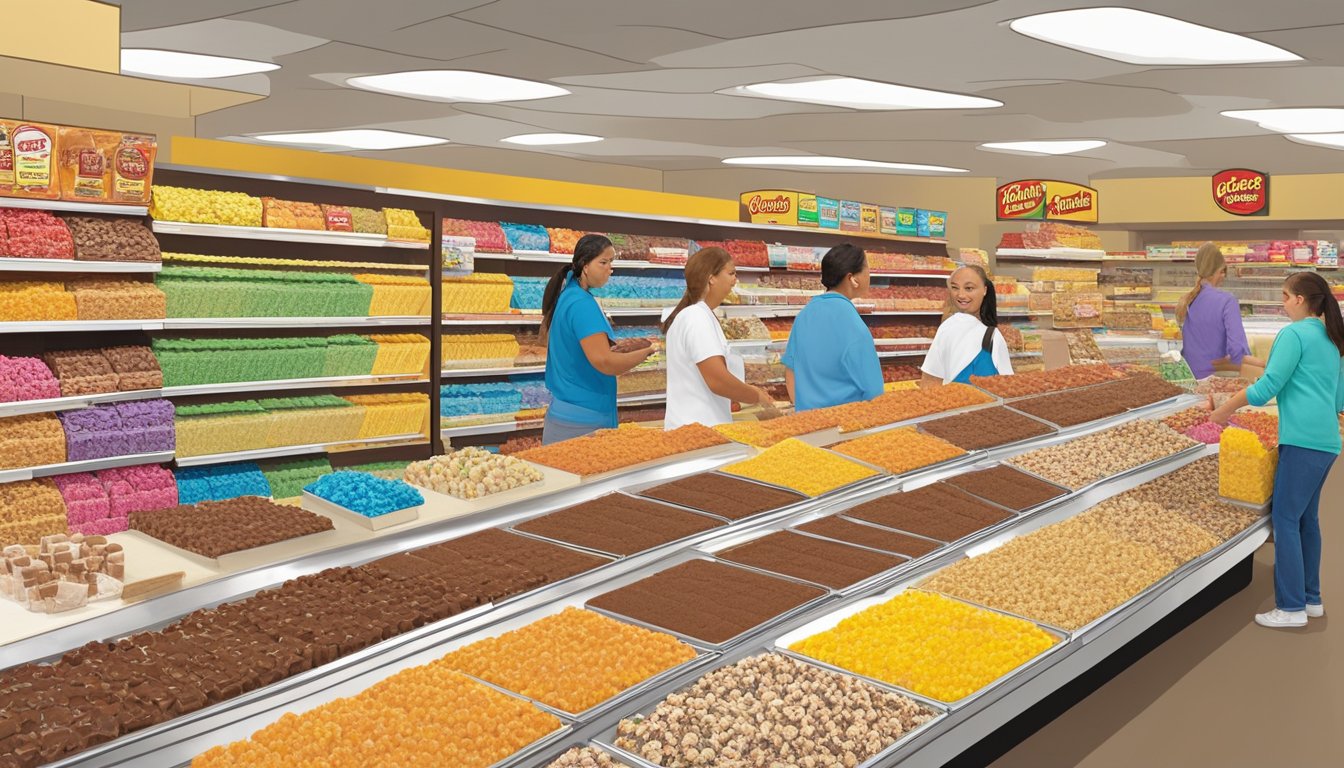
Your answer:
[1212,169,1269,216]
[996,179,1098,223]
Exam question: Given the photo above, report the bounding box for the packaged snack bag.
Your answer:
[112,133,156,204]
[58,127,118,202]
[8,121,60,199]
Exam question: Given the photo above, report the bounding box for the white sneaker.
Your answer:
[1306,603,1324,618]
[1256,608,1308,628]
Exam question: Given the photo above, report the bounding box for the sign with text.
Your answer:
[1212,169,1269,216]
[997,179,1098,223]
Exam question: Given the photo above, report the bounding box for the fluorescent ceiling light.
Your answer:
[502,133,603,145]
[252,129,448,151]
[347,70,569,102]
[730,77,1000,110]
[1287,133,1344,149]
[979,140,1107,155]
[121,49,279,79]
[722,156,967,173]
[1009,8,1301,65]
[1223,108,1344,133]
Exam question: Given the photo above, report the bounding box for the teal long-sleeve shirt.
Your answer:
[1245,317,1344,455]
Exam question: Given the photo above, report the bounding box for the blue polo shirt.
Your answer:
[544,279,617,426]
[782,292,884,411]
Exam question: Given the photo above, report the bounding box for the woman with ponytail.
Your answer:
[539,233,653,444]
[920,265,1013,386]
[783,244,884,411]
[1212,271,1344,629]
[1178,242,1263,378]
[662,247,772,429]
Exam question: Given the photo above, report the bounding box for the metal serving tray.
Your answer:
[591,648,949,768]
[619,471,816,525]
[583,553,835,652]
[697,526,910,598]
[772,587,1070,711]
[423,598,720,724]
[1003,441,1207,495]
[504,492,732,560]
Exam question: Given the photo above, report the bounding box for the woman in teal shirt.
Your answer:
[539,234,653,444]
[782,244,883,411]
[1212,272,1344,628]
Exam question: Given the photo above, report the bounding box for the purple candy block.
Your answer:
[124,424,175,454]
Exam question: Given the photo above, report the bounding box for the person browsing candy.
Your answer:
[921,265,1013,386]
[1211,271,1344,629]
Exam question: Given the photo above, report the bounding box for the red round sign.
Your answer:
[1212,169,1269,216]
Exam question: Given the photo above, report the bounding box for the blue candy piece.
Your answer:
[304,471,423,517]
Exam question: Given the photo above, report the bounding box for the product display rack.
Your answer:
[4,394,1265,768]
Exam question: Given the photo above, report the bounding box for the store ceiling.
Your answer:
[108,0,1344,182]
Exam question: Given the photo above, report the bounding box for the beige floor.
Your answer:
[992,464,1343,768]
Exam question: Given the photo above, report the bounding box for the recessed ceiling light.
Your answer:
[1286,133,1344,149]
[121,49,280,79]
[979,140,1107,155]
[1223,108,1344,133]
[502,133,604,146]
[722,156,967,173]
[729,77,1001,110]
[251,129,448,151]
[1009,8,1301,65]
[346,70,569,103]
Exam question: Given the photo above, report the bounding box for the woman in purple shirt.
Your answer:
[1178,243,1264,378]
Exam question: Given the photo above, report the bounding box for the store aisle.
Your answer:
[993,465,1343,768]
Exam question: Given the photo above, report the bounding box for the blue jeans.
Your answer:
[1271,445,1336,611]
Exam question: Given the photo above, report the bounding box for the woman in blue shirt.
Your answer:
[539,234,653,444]
[920,265,1013,385]
[1211,272,1344,628]
[782,244,883,411]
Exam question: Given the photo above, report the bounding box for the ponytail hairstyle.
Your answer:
[540,233,613,339]
[820,244,867,290]
[1176,242,1226,324]
[1285,271,1344,355]
[950,265,999,352]
[662,246,732,334]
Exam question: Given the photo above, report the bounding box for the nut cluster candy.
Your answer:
[61,216,161,262]
[1087,497,1221,563]
[130,497,333,558]
[832,383,995,433]
[830,426,966,475]
[150,186,263,226]
[349,206,387,234]
[614,653,935,767]
[0,479,69,545]
[67,278,167,320]
[1007,419,1198,490]
[261,198,325,230]
[1118,456,1264,540]
[0,208,75,259]
[921,512,1181,630]
[721,438,878,497]
[43,348,119,396]
[403,448,543,499]
[304,471,424,517]
[971,363,1122,398]
[547,747,629,768]
[0,533,125,614]
[790,590,1058,702]
[441,607,696,713]
[517,424,728,477]
[192,665,560,768]
[1219,427,1276,504]
[101,345,163,390]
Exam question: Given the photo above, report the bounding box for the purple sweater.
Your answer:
[1180,282,1251,378]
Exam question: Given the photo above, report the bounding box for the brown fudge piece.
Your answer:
[918,407,1054,451]
[845,484,1011,542]
[515,493,723,556]
[716,531,904,589]
[422,527,610,583]
[129,497,333,559]
[795,515,940,557]
[942,466,1068,512]
[587,559,825,644]
[638,472,805,520]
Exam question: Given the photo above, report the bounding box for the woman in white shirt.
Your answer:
[921,265,1014,385]
[663,247,773,429]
